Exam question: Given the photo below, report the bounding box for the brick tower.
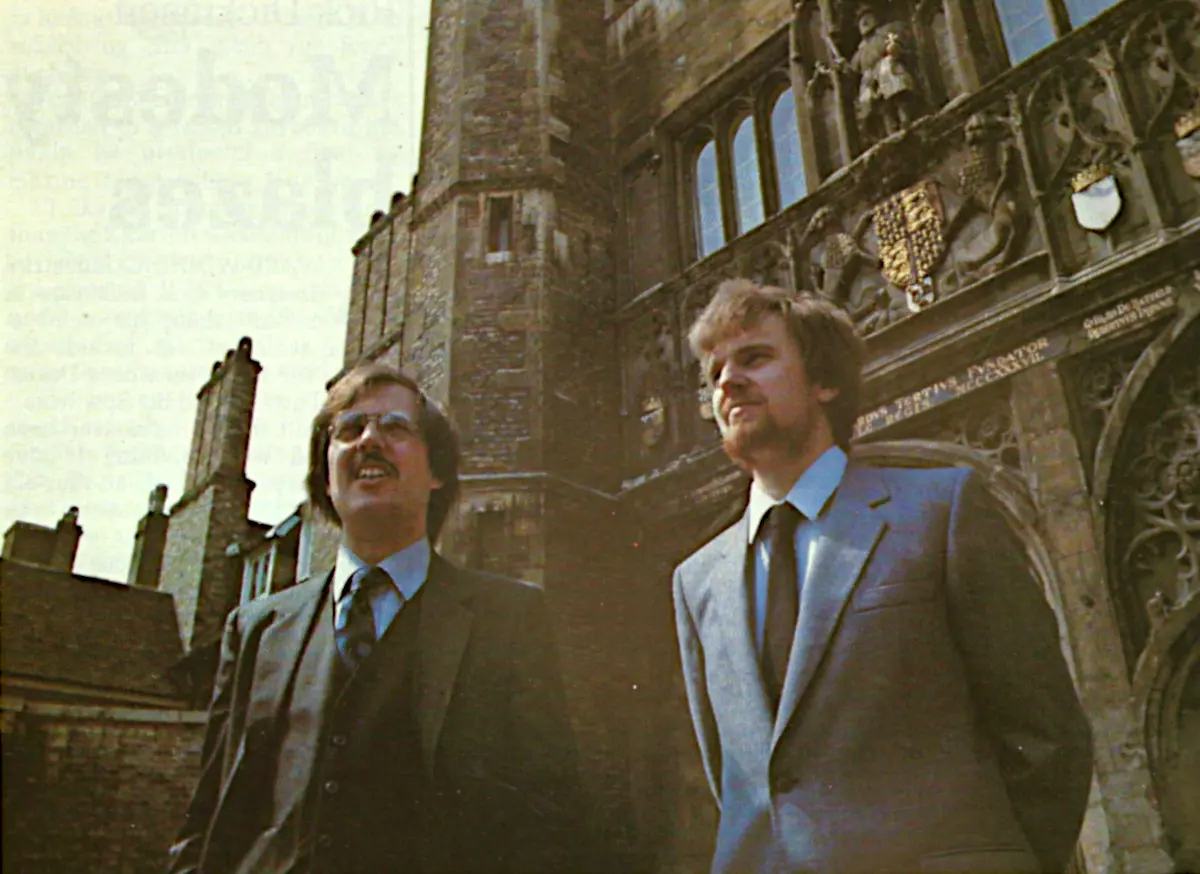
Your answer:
[338,1,639,864]
[158,338,261,651]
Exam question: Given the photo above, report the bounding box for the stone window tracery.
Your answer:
[681,76,810,264]
[992,0,1119,64]
[770,88,807,211]
[732,114,765,234]
[693,139,724,259]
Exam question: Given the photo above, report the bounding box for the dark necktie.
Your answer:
[334,566,395,671]
[763,503,803,709]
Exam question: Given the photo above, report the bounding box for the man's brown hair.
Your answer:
[305,362,460,541]
[688,279,866,448]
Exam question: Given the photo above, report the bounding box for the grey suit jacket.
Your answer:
[168,553,581,874]
[674,462,1092,874]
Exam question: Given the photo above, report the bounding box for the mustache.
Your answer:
[353,451,398,476]
[720,392,761,418]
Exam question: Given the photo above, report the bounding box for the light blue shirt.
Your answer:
[745,446,847,654]
[332,538,431,639]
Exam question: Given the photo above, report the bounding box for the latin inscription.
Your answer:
[854,335,1068,437]
[1081,286,1175,342]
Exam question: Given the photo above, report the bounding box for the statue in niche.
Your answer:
[789,205,908,334]
[831,2,922,143]
[942,113,1029,275]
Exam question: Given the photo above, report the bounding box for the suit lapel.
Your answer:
[244,572,330,731]
[416,554,473,778]
[703,512,774,746]
[772,464,889,748]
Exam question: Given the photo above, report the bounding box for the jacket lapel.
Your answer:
[243,572,330,731]
[416,554,473,778]
[772,464,889,748]
[704,512,774,748]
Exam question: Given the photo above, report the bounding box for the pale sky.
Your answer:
[1,0,430,580]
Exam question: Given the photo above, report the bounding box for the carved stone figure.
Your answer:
[943,113,1028,275]
[789,206,907,334]
[835,2,922,143]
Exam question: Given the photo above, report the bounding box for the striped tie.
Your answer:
[334,567,395,671]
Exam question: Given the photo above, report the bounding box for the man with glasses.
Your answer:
[169,363,582,874]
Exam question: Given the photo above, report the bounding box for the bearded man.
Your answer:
[672,279,1092,873]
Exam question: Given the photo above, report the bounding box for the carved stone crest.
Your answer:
[874,180,945,311]
[1070,164,1122,232]
[1175,110,1200,178]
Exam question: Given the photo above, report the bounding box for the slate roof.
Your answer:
[0,558,183,700]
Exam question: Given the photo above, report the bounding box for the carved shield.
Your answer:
[640,394,666,448]
[874,181,945,307]
[1070,174,1122,232]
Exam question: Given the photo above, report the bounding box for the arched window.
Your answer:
[732,116,765,234]
[994,0,1118,65]
[1063,0,1116,26]
[995,1,1057,65]
[770,88,807,209]
[694,139,724,258]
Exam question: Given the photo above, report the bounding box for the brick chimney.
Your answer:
[2,507,82,572]
[50,507,83,571]
[128,485,169,589]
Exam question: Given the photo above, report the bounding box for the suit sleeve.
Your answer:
[945,470,1093,873]
[673,568,722,807]
[166,607,243,874]
[505,587,585,874]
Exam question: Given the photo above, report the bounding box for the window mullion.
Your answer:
[1046,0,1073,36]
[755,92,780,217]
[714,114,739,242]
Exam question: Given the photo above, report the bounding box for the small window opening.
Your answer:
[487,196,514,258]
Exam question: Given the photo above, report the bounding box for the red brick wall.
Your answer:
[1,702,205,874]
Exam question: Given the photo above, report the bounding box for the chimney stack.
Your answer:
[128,485,169,589]
[50,507,82,572]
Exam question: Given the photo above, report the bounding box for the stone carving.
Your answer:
[929,392,1022,472]
[1070,163,1123,233]
[1176,110,1200,177]
[1146,590,1172,629]
[735,240,792,291]
[1119,353,1200,641]
[1120,1,1200,143]
[1026,58,1129,199]
[874,180,946,311]
[640,394,667,448]
[789,206,906,335]
[625,307,677,457]
[831,2,923,144]
[942,113,1029,276]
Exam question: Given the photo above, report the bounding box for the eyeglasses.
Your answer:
[329,410,421,444]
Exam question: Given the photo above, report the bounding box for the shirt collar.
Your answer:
[333,537,432,602]
[746,445,848,543]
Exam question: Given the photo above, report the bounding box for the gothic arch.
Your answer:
[1091,308,1199,670]
[1132,594,1200,870]
[853,440,1076,677]
[1092,305,1200,870]
[1092,306,1200,506]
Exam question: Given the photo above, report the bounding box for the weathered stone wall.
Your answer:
[1,701,205,874]
[609,0,792,151]
[404,203,457,402]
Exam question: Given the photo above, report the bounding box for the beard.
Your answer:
[720,407,811,469]
[721,409,779,466]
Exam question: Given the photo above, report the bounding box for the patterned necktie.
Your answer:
[334,566,395,671]
[763,503,803,710]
